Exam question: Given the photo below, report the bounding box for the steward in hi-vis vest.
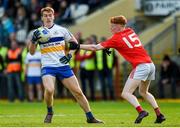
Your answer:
[95,48,116,100]
[5,41,24,102]
[76,49,96,101]
[6,47,21,73]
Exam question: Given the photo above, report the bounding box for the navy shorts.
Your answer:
[27,76,42,85]
[41,65,74,80]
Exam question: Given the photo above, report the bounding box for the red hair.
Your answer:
[110,15,127,25]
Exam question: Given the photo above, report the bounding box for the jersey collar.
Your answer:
[42,23,54,29]
[48,24,55,29]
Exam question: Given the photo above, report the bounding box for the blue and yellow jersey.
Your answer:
[38,24,73,68]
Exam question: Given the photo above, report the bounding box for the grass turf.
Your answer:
[0,99,180,127]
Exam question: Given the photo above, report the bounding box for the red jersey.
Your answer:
[100,28,152,68]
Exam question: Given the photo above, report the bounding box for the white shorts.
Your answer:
[129,63,155,81]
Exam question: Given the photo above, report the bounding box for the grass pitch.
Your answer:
[0,99,180,127]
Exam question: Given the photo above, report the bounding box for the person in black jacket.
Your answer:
[158,54,180,98]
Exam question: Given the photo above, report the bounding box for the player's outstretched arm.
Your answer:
[80,44,104,51]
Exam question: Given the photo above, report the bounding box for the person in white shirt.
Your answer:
[28,6,103,124]
[25,50,42,102]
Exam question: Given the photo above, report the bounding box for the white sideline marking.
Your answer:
[0,114,65,118]
[0,113,130,118]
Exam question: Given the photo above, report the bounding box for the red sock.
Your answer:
[136,106,143,113]
[154,107,161,116]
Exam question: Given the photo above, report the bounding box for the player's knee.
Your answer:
[46,87,54,95]
[139,90,147,97]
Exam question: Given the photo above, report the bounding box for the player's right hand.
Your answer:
[104,48,112,56]
[31,29,41,44]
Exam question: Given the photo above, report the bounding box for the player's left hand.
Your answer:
[104,48,112,56]
[59,53,72,64]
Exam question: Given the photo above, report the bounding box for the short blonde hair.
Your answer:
[110,15,127,26]
[41,7,54,16]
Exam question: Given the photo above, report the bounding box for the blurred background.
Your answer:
[0,0,180,102]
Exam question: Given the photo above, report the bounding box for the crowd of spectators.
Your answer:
[0,0,112,47]
[0,0,114,102]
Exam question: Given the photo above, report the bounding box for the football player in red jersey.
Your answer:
[70,15,166,124]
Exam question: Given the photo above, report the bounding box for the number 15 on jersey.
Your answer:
[122,32,142,48]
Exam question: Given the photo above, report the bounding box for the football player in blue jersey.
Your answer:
[28,7,103,124]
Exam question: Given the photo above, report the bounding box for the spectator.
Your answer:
[0,47,5,98]
[69,1,89,20]
[55,0,73,25]
[5,40,24,102]
[71,31,84,75]
[28,0,41,14]
[0,2,4,18]
[28,13,41,31]
[25,50,42,102]
[1,12,15,45]
[0,22,4,45]
[0,48,4,73]
[15,6,28,44]
[5,0,16,18]
[0,51,4,72]
[95,37,117,100]
[21,45,28,97]
[0,42,8,98]
[158,54,180,98]
[76,37,96,101]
